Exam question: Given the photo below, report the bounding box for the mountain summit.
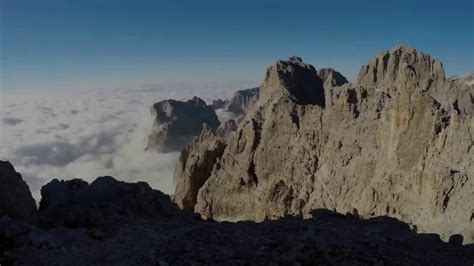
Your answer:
[174,45,473,243]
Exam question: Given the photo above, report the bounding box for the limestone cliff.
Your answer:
[173,126,226,211]
[147,97,220,152]
[226,87,260,116]
[318,68,349,89]
[187,46,473,243]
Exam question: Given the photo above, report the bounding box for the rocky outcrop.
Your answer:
[226,87,260,115]
[318,68,349,88]
[260,56,325,106]
[0,161,36,221]
[356,45,446,91]
[2,163,473,265]
[216,119,238,140]
[211,98,227,110]
[192,46,474,243]
[433,73,474,115]
[173,126,226,211]
[39,176,178,228]
[147,97,220,152]
[212,87,260,119]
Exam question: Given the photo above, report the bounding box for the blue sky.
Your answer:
[1,0,473,91]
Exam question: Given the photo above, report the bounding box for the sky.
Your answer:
[1,0,473,92]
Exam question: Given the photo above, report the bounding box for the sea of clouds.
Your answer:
[0,86,241,201]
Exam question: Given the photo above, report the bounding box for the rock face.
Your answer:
[318,68,349,88]
[435,73,474,116]
[260,56,325,106]
[0,161,36,221]
[212,87,261,119]
[356,45,446,90]
[211,98,227,110]
[147,97,220,152]
[226,87,260,115]
[1,162,473,265]
[215,119,238,140]
[191,46,474,243]
[39,176,177,228]
[173,126,226,211]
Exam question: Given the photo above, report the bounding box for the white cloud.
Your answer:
[0,86,241,202]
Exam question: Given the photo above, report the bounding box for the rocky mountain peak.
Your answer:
[190,46,473,244]
[357,45,446,91]
[147,97,220,152]
[260,57,325,107]
[188,96,207,107]
[317,68,349,88]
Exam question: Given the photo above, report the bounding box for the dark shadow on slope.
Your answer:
[0,167,473,265]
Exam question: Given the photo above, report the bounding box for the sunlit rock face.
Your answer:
[147,97,220,153]
[173,125,226,211]
[318,67,349,89]
[187,46,473,243]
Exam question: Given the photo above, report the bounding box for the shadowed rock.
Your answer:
[260,56,325,107]
[0,162,473,265]
[0,161,37,222]
[211,98,227,109]
[39,176,178,228]
[147,97,220,152]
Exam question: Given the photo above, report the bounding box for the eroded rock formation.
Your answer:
[147,97,220,152]
[215,119,238,140]
[212,87,260,119]
[173,126,226,211]
[226,87,260,116]
[318,67,349,89]
[189,46,473,243]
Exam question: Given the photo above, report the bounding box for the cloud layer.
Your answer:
[0,87,237,201]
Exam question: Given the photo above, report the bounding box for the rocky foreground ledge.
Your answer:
[1,161,473,265]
